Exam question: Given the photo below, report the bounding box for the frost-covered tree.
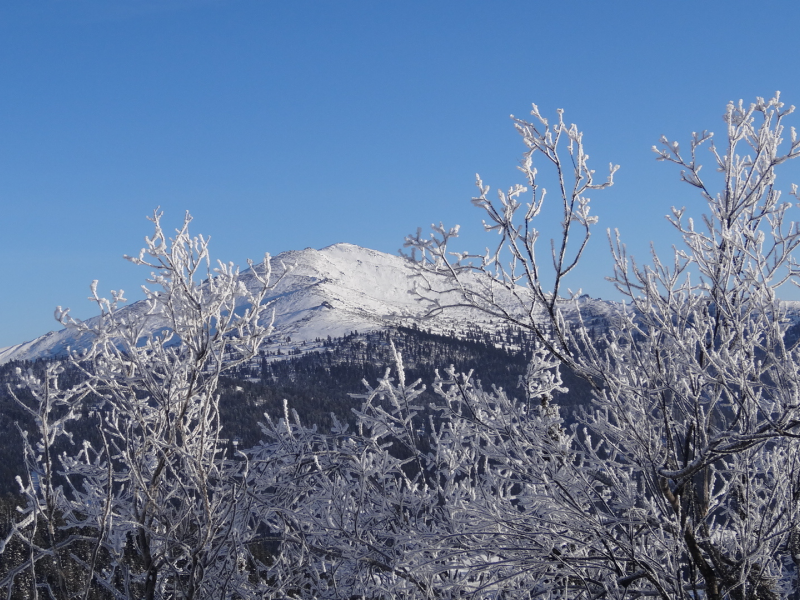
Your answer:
[4,94,800,600]
[1,211,285,599]
[247,341,579,599]
[404,94,800,599]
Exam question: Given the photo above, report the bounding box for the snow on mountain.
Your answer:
[0,243,620,365]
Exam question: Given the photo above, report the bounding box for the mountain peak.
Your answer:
[0,244,420,364]
[0,243,624,365]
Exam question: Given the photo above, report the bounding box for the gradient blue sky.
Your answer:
[2,0,799,347]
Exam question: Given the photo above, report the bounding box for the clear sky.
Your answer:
[2,0,799,347]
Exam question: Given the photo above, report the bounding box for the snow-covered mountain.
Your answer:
[0,243,619,365]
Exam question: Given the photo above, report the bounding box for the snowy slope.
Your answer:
[0,243,618,365]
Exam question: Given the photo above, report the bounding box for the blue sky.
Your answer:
[1,0,799,347]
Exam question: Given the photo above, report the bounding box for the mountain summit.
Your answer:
[0,243,617,365]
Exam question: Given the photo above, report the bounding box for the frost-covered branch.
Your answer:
[3,210,282,599]
[404,105,618,367]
